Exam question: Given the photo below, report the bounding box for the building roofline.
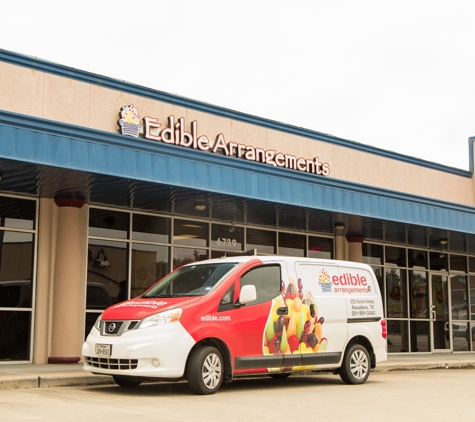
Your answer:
[0,48,472,178]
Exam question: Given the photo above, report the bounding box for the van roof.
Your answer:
[187,255,373,270]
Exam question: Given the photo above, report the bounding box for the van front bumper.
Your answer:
[82,322,196,379]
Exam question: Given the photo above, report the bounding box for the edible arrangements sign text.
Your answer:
[118,105,331,177]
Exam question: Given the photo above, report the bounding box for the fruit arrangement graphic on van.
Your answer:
[264,278,327,360]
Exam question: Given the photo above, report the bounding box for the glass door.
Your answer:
[430,274,451,351]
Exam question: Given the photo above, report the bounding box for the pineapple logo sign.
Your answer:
[118,105,142,137]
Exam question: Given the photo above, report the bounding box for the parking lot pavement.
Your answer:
[1,353,474,390]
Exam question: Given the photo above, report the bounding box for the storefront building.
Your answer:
[1,49,475,364]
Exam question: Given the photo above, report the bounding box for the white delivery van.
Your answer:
[82,256,387,394]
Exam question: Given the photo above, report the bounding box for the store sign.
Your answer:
[118,105,331,176]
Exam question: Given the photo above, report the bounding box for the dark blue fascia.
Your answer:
[1,110,475,234]
[0,48,472,178]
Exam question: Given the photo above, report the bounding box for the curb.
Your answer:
[2,361,475,391]
[0,373,114,391]
[375,361,475,372]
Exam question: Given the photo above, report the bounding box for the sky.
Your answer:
[2,1,475,170]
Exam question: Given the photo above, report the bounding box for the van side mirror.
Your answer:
[237,285,257,305]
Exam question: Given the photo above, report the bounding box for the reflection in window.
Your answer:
[89,208,129,239]
[211,224,243,252]
[173,247,208,270]
[410,321,430,352]
[132,214,170,243]
[279,232,305,257]
[0,231,34,308]
[470,276,475,321]
[450,254,467,272]
[410,271,428,318]
[246,228,275,254]
[174,220,208,247]
[386,268,407,318]
[308,236,333,259]
[408,249,427,269]
[132,243,169,297]
[452,321,469,351]
[87,239,127,306]
[430,252,448,271]
[451,275,468,320]
[385,246,406,267]
[387,320,408,353]
[0,196,35,230]
[0,197,35,362]
[363,243,383,265]
[0,311,31,360]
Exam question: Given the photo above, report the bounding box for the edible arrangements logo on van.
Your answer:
[117,105,331,177]
[318,268,371,294]
[112,299,169,310]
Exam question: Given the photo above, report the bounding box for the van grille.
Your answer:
[100,320,140,336]
[85,356,138,370]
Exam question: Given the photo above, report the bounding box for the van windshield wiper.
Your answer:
[142,294,176,298]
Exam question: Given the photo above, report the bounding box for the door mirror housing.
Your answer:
[238,285,257,305]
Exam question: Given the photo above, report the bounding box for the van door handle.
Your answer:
[277,307,288,315]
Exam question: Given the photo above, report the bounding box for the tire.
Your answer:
[339,344,370,385]
[187,346,224,395]
[112,375,142,388]
[269,373,291,379]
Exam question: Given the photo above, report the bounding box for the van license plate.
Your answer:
[95,344,112,356]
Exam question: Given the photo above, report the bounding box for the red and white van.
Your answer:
[82,256,387,394]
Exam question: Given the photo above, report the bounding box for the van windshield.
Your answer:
[142,263,238,298]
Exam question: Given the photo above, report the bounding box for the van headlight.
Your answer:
[94,313,103,331]
[138,308,182,329]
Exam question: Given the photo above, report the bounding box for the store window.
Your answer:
[430,252,448,271]
[132,243,169,297]
[308,236,333,259]
[363,243,383,265]
[173,247,208,269]
[450,254,467,273]
[211,223,243,256]
[408,249,427,269]
[279,232,305,257]
[89,208,129,239]
[246,228,276,254]
[387,268,407,319]
[387,320,408,354]
[386,246,406,267]
[0,196,36,361]
[174,219,208,247]
[86,239,127,335]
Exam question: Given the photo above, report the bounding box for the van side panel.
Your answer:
[295,263,348,357]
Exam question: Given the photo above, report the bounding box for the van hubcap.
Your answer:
[350,350,369,380]
[202,353,222,389]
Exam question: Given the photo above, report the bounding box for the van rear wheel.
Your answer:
[339,344,370,385]
[187,346,223,395]
[269,373,291,379]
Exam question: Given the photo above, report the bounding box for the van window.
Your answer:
[218,285,235,311]
[142,263,237,297]
[240,265,281,305]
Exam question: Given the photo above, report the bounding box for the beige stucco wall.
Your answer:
[1,61,473,206]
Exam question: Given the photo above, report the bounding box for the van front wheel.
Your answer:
[112,375,142,388]
[339,344,370,385]
[187,346,224,395]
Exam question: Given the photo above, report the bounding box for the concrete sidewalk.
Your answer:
[1,353,474,390]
